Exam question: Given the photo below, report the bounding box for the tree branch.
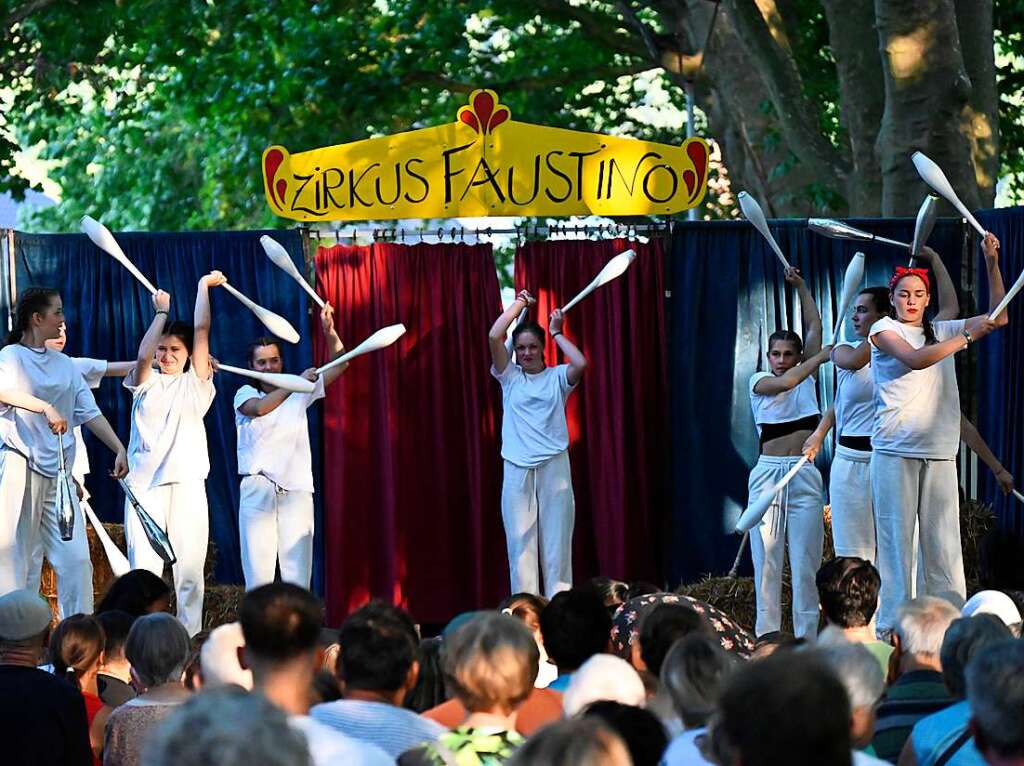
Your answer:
[725,0,850,183]
[400,63,657,95]
[4,0,62,30]
[525,0,649,58]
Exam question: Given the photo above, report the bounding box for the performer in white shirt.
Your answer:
[747,268,833,638]
[0,288,128,614]
[488,289,587,598]
[869,233,1008,631]
[235,304,347,590]
[123,272,224,635]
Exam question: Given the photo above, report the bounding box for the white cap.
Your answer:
[962,590,1022,627]
[562,653,647,716]
[199,622,253,690]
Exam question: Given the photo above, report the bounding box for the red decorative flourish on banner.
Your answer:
[685,141,708,201]
[457,89,511,135]
[264,148,286,209]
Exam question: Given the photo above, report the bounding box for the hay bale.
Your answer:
[202,584,243,631]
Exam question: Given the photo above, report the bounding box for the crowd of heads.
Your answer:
[3,556,1024,766]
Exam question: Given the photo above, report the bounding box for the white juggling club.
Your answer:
[260,235,327,308]
[560,250,636,312]
[738,192,791,271]
[1014,489,1024,504]
[909,195,939,266]
[831,252,866,342]
[808,218,909,250]
[216,363,316,393]
[316,323,407,375]
[80,216,158,294]
[221,281,301,344]
[912,151,986,236]
[734,456,809,533]
[989,269,1024,322]
[83,502,130,577]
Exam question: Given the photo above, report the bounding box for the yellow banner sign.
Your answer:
[263,89,709,221]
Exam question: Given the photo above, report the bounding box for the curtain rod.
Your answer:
[301,221,674,242]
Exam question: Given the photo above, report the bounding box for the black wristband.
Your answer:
[154,310,169,317]
[551,331,562,338]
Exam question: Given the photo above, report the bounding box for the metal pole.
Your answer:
[686,80,697,222]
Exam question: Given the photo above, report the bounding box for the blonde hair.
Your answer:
[443,612,539,713]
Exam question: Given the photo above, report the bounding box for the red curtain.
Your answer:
[313,242,507,625]
[515,238,669,584]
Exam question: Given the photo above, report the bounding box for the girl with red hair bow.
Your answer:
[868,233,1008,632]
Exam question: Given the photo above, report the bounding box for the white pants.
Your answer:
[748,455,824,638]
[125,480,208,636]
[870,452,965,631]
[501,451,574,598]
[239,475,314,590]
[829,445,876,562]
[0,448,93,614]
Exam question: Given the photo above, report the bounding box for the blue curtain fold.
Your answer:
[976,209,1024,535]
[667,217,966,584]
[11,230,321,589]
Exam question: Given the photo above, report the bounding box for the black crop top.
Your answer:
[759,414,820,448]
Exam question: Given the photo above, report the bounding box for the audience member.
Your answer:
[660,633,739,766]
[311,670,343,704]
[871,598,960,762]
[505,718,632,766]
[95,611,136,706]
[965,640,1024,766]
[541,589,612,692]
[404,637,445,713]
[961,591,1022,636]
[610,593,754,663]
[749,631,804,660]
[500,592,558,687]
[198,622,253,689]
[181,630,209,691]
[51,614,112,765]
[103,612,192,766]
[311,602,445,757]
[581,577,630,616]
[582,700,667,766]
[814,639,887,763]
[96,570,172,618]
[401,613,537,765]
[710,651,853,766]
[145,686,312,766]
[563,654,646,716]
[0,590,93,766]
[901,615,1011,766]
[237,583,393,765]
[816,557,892,674]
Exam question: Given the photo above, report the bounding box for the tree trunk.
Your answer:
[954,0,998,208]
[875,0,977,215]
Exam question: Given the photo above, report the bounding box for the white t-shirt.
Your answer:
[834,342,874,438]
[869,317,965,460]
[0,345,101,478]
[491,362,576,468]
[124,366,216,489]
[288,715,394,766]
[661,727,715,766]
[748,371,820,435]
[70,357,108,482]
[234,377,325,493]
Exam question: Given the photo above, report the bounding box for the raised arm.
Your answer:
[787,268,822,357]
[133,290,172,387]
[548,309,586,385]
[872,314,999,371]
[0,389,67,433]
[103,362,136,378]
[960,414,1014,494]
[832,341,871,371]
[237,386,297,418]
[752,346,833,396]
[82,415,129,478]
[802,406,835,461]
[191,271,226,380]
[489,290,533,374]
[919,246,959,321]
[981,233,1008,327]
[319,304,348,386]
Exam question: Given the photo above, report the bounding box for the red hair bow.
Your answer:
[889,266,930,292]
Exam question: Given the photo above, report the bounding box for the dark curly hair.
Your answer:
[815,557,881,629]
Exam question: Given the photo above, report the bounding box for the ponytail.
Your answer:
[49,614,105,690]
[4,287,60,347]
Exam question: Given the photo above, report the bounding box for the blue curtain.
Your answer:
[667,217,966,584]
[11,230,322,589]
[976,208,1024,535]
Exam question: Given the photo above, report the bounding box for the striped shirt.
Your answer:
[311,699,446,758]
[871,671,953,763]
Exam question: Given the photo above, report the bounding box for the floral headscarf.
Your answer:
[610,592,755,660]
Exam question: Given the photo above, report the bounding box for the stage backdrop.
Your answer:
[313,241,506,625]
[11,230,322,588]
[667,218,971,585]
[514,238,668,586]
[977,208,1024,535]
